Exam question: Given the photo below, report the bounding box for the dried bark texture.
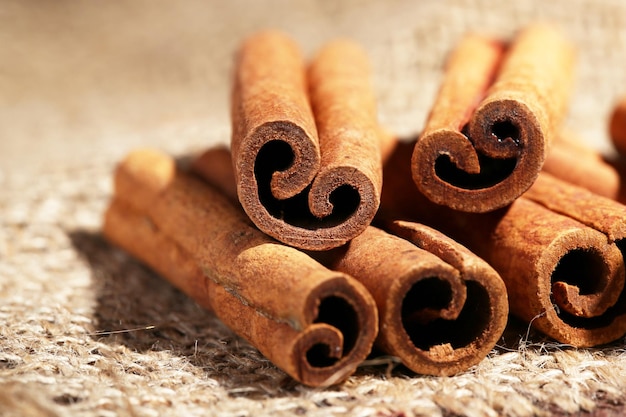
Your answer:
[231,31,382,250]
[382,141,626,347]
[542,133,626,203]
[104,148,379,387]
[525,172,626,243]
[192,146,239,201]
[412,24,575,212]
[610,97,626,156]
[192,147,508,376]
[322,224,508,375]
[522,171,626,320]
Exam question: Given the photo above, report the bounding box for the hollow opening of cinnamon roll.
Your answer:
[306,295,359,367]
[552,248,605,296]
[401,279,491,351]
[491,120,520,145]
[551,247,626,328]
[255,140,360,229]
[434,153,517,190]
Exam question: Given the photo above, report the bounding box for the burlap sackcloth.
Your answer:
[2,1,626,416]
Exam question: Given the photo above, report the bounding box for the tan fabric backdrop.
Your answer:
[2,1,626,416]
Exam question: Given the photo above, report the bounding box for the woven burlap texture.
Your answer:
[2,1,626,416]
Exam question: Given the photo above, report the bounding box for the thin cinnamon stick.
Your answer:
[382,141,626,347]
[324,224,508,375]
[523,172,626,315]
[231,31,382,250]
[104,148,378,387]
[192,147,509,376]
[412,24,575,212]
[610,97,626,157]
[525,172,626,243]
[105,199,214,313]
[542,133,626,203]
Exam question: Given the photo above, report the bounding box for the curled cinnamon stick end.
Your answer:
[383,140,626,347]
[231,31,382,250]
[610,98,626,157]
[192,147,507,375]
[323,224,508,376]
[105,149,378,387]
[412,24,575,212]
[386,221,507,373]
[523,173,626,318]
[493,200,626,346]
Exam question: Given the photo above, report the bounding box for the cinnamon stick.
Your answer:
[324,224,508,375]
[192,147,509,376]
[382,141,626,347]
[412,24,575,212]
[542,133,626,203]
[610,97,626,157]
[104,149,378,387]
[231,31,382,250]
[525,172,626,244]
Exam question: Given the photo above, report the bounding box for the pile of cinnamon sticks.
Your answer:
[103,24,626,387]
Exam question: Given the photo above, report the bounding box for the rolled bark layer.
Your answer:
[412,24,575,212]
[542,133,626,202]
[383,141,626,347]
[104,149,378,387]
[193,147,508,376]
[526,172,626,243]
[231,31,382,250]
[323,224,508,375]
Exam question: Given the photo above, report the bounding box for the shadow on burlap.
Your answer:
[2,1,626,416]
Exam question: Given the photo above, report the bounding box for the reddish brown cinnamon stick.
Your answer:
[542,133,626,203]
[324,223,508,375]
[543,135,620,199]
[104,149,378,387]
[522,172,626,318]
[525,172,626,243]
[105,199,214,313]
[231,31,382,250]
[412,24,575,212]
[382,141,626,347]
[193,147,508,376]
[610,97,626,157]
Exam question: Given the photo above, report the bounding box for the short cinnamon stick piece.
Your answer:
[193,147,508,376]
[231,31,382,250]
[383,141,626,347]
[610,97,626,157]
[523,172,626,317]
[412,24,575,212]
[542,133,626,202]
[104,149,378,387]
[525,172,626,244]
[322,224,508,375]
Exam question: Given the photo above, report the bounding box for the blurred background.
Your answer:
[1,0,625,173]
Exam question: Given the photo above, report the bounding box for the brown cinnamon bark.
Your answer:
[324,224,508,375]
[104,148,378,387]
[526,172,626,243]
[610,97,626,157]
[231,31,382,250]
[542,133,626,203]
[412,24,575,212]
[523,172,626,316]
[192,147,509,376]
[382,141,626,347]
